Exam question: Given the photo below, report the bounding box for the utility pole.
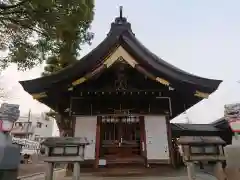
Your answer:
[183,111,191,124]
[183,104,191,124]
[26,109,31,139]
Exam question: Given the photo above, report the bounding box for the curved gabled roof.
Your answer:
[19,12,222,97]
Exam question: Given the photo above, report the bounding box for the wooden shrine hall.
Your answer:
[19,7,222,168]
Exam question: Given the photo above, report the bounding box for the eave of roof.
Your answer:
[211,117,226,125]
[171,123,222,132]
[19,12,222,102]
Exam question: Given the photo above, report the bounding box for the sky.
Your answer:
[1,0,240,125]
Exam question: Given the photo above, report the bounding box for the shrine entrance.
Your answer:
[99,115,145,165]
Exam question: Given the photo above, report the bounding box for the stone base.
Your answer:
[214,162,226,180]
[224,144,240,168]
[225,167,240,180]
[0,170,18,180]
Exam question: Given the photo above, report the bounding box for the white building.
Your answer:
[11,112,55,142]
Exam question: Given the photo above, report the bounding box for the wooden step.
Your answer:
[106,157,145,164]
[94,166,149,177]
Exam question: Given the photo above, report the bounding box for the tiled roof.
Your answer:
[171,123,222,132]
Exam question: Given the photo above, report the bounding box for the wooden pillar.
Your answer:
[139,116,148,167]
[94,116,101,168]
[165,115,176,167]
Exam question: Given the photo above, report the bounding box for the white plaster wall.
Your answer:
[145,115,169,161]
[74,116,97,160]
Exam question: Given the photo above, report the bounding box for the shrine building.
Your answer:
[19,7,222,168]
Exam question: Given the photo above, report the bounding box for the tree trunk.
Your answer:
[55,114,74,176]
[65,163,74,176]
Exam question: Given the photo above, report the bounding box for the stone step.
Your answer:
[93,166,186,177]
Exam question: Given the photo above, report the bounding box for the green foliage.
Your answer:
[0,0,94,71]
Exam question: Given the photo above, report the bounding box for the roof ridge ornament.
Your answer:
[119,6,123,19]
[114,6,127,24]
[107,6,134,36]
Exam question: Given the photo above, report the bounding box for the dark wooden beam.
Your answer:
[139,116,148,167]
[166,115,175,168]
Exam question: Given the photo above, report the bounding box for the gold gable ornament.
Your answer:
[156,77,170,86]
[72,77,87,86]
[71,64,107,87]
[194,90,209,98]
[32,92,47,99]
[103,46,138,68]
[68,87,73,91]
[71,45,139,87]
[70,46,173,89]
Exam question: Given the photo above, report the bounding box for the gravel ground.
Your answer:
[21,172,217,180]
[18,163,46,177]
[18,163,65,177]
[18,164,217,180]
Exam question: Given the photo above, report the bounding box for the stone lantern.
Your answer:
[0,103,20,180]
[40,137,89,180]
[178,136,226,180]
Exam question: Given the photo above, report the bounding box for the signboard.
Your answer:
[98,159,106,166]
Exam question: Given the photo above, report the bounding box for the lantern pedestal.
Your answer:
[223,145,240,180]
[224,144,240,168]
[73,163,80,180]
[45,163,54,180]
